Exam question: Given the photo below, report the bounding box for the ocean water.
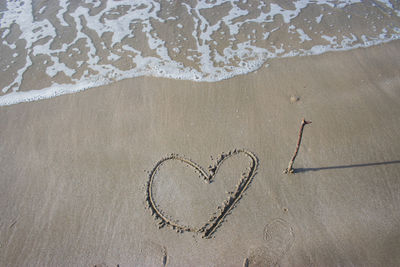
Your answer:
[0,0,399,106]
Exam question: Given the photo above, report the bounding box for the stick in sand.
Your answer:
[284,118,312,174]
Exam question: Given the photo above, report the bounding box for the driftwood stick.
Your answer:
[284,118,312,174]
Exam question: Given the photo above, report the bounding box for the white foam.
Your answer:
[56,0,69,27]
[315,14,323,23]
[297,29,312,43]
[321,35,338,45]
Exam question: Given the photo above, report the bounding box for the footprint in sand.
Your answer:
[245,218,295,267]
[139,241,168,267]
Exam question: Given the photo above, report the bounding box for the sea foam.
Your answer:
[0,0,399,106]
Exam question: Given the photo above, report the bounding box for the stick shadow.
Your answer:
[295,160,400,173]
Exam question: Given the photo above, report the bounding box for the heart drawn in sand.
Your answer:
[146,149,258,238]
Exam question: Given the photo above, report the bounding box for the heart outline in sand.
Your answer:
[146,149,258,238]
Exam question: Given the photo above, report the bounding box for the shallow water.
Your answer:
[0,0,399,105]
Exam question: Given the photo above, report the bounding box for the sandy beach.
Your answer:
[1,38,400,266]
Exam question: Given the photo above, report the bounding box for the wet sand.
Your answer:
[1,40,400,266]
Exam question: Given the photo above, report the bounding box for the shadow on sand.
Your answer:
[295,160,400,173]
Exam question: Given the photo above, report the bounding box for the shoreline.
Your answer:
[2,37,400,107]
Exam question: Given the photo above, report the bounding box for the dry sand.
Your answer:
[1,40,400,266]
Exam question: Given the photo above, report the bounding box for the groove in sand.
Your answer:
[145,149,259,238]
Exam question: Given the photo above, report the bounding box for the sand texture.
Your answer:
[1,41,400,266]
